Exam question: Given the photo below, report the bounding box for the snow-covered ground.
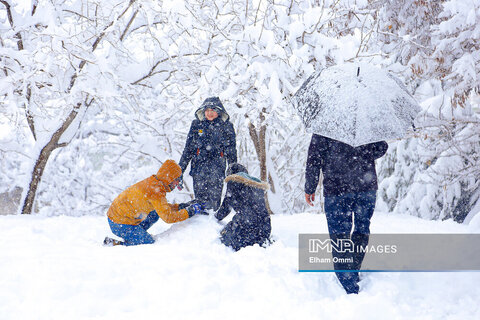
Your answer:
[1,212,479,320]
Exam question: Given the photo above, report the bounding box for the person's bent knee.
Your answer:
[125,236,155,246]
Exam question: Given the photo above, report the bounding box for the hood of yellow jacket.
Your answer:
[155,160,182,191]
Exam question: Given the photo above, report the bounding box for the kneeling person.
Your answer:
[215,163,271,251]
[104,159,204,246]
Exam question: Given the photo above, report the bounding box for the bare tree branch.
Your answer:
[131,53,202,85]
[1,0,24,50]
[120,10,139,41]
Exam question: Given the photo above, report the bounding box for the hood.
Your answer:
[226,163,248,176]
[195,97,230,122]
[225,172,269,190]
[156,160,182,186]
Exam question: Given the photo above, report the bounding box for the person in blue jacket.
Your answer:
[179,97,237,211]
[215,163,271,251]
[305,134,388,294]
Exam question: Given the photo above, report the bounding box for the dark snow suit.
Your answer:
[179,97,237,210]
[305,134,388,293]
[215,165,271,251]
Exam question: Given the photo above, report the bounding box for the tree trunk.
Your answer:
[21,103,82,214]
[246,108,275,215]
[18,1,136,214]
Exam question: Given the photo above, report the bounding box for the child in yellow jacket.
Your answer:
[104,159,204,246]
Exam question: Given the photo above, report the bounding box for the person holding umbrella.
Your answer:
[179,97,237,212]
[305,135,388,293]
[293,62,421,294]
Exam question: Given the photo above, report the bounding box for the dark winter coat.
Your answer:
[305,134,388,196]
[215,166,271,251]
[179,97,237,179]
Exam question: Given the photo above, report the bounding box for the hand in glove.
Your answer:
[186,202,205,217]
[179,199,199,210]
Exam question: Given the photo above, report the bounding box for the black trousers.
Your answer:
[192,173,224,211]
[324,191,377,294]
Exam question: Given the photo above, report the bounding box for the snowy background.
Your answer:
[1,0,480,319]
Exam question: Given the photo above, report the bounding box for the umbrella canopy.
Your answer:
[292,63,421,147]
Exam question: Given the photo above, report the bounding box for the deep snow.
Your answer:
[1,212,479,320]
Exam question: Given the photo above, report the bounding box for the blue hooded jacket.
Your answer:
[179,97,237,178]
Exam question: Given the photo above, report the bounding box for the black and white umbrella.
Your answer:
[292,63,421,147]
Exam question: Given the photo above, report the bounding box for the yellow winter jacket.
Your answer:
[107,160,189,225]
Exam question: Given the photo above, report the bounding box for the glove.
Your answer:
[186,202,205,217]
[179,199,197,210]
[177,175,184,191]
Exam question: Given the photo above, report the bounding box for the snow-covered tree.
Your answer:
[0,0,188,214]
[13,0,477,219]
[376,0,480,222]
[1,0,383,216]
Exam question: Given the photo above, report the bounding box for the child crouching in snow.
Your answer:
[104,160,205,246]
[215,163,271,251]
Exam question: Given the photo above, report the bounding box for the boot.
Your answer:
[103,237,124,246]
